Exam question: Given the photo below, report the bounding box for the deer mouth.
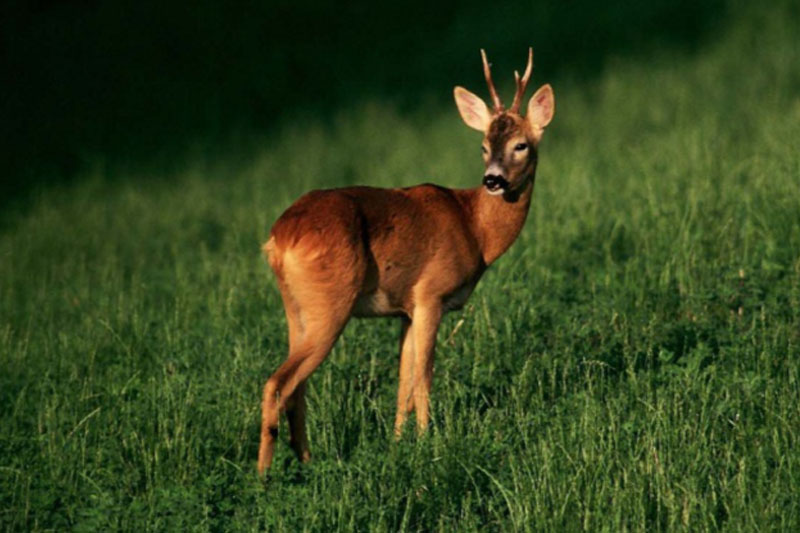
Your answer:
[483,175,509,195]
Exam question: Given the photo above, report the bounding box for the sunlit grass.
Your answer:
[1,3,799,531]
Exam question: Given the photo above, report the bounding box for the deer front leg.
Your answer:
[394,317,416,437]
[411,303,443,434]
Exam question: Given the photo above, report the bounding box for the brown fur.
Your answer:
[257,51,554,473]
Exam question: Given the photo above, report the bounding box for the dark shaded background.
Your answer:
[1,0,724,205]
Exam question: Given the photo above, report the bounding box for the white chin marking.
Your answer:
[486,187,505,196]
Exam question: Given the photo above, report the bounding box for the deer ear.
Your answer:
[527,84,555,137]
[454,86,491,132]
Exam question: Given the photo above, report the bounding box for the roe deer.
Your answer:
[258,48,554,473]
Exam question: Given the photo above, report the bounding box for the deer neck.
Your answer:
[466,177,534,266]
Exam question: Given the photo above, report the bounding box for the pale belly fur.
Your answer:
[352,290,404,317]
[352,283,475,318]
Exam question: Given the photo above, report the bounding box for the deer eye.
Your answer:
[514,143,528,152]
[481,146,488,155]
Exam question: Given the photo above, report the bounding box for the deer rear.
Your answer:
[258,48,555,473]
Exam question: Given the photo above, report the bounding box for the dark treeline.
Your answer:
[1,0,724,202]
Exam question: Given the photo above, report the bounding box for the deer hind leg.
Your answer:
[394,317,416,437]
[258,278,302,473]
[275,294,311,464]
[411,304,443,434]
[258,303,350,473]
[258,243,363,474]
[277,282,312,463]
[286,381,310,462]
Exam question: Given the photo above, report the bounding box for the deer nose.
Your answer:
[482,174,508,192]
[483,174,502,185]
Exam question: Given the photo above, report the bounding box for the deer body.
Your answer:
[258,50,554,473]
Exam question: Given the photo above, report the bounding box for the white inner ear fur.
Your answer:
[527,84,555,141]
[454,86,491,132]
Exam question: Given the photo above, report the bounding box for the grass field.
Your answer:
[2,2,800,531]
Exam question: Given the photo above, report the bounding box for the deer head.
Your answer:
[454,48,555,196]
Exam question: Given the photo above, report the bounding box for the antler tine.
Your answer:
[510,47,534,113]
[480,49,504,112]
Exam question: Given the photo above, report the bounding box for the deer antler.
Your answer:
[481,49,504,112]
[509,48,533,114]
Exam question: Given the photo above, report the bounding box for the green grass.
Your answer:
[2,3,800,531]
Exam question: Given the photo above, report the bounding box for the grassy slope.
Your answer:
[2,2,799,531]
